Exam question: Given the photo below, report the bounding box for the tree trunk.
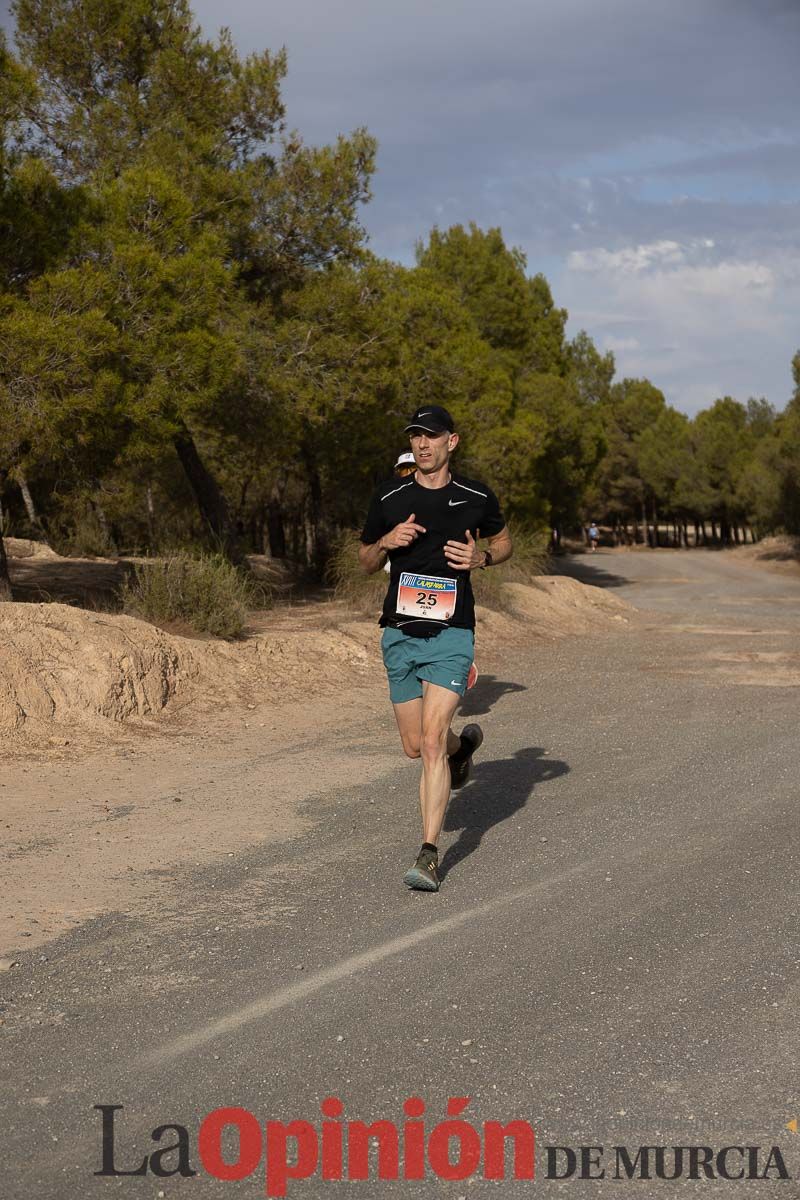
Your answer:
[267,481,287,558]
[173,429,238,558]
[17,473,50,543]
[651,498,659,547]
[145,483,156,547]
[639,501,648,545]
[0,532,12,600]
[300,442,328,574]
[89,493,116,554]
[305,470,325,570]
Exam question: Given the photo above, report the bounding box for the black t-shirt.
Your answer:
[360,472,506,636]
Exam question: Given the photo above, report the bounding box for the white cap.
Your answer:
[394,451,416,469]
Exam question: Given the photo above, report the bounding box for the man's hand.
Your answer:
[444,529,484,571]
[359,514,426,574]
[380,513,427,551]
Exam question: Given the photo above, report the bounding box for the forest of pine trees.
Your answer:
[2,1,799,594]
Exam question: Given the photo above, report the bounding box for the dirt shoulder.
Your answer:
[726,534,800,576]
[0,575,630,961]
[0,574,630,756]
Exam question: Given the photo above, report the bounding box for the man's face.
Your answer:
[408,429,458,473]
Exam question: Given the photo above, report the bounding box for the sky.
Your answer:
[5,0,800,414]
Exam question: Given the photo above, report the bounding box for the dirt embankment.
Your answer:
[2,537,61,560]
[728,535,800,575]
[0,570,630,754]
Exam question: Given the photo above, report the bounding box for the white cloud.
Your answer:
[569,240,686,273]
[566,239,779,339]
[603,335,640,352]
[561,238,800,410]
[567,238,724,276]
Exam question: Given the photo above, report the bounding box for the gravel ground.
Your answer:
[2,548,799,1198]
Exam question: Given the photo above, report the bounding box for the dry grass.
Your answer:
[327,531,389,615]
[121,551,266,639]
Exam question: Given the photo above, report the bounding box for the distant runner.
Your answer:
[588,521,600,552]
[386,454,420,573]
[393,451,416,478]
[359,406,513,891]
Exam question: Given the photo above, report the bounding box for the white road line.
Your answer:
[140,869,588,1067]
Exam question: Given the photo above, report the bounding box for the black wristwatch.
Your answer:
[481,550,493,569]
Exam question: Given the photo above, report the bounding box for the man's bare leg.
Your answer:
[394,686,461,891]
[418,681,462,845]
[392,695,460,770]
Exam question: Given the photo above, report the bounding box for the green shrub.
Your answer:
[121,551,263,638]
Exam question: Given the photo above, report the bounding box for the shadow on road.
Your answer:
[439,746,569,881]
[458,674,527,717]
[549,556,630,589]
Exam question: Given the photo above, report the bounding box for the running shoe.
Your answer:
[403,846,440,892]
[448,723,484,790]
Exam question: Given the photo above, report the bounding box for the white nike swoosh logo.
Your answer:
[450,680,461,686]
[448,499,467,506]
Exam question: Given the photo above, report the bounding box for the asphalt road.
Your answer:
[3,549,799,1198]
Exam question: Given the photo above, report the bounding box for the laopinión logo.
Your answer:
[94,1100,793,1195]
[95,1098,535,1195]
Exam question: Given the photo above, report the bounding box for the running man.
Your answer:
[359,405,513,891]
[389,448,477,689]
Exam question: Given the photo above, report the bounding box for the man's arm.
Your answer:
[484,525,513,567]
[359,512,428,575]
[358,537,389,576]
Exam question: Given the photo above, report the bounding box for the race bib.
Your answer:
[396,572,457,622]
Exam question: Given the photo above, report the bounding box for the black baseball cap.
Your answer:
[403,405,455,434]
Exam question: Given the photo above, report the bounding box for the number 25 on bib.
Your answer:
[396,572,457,621]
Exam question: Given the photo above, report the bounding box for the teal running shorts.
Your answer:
[380,626,475,704]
